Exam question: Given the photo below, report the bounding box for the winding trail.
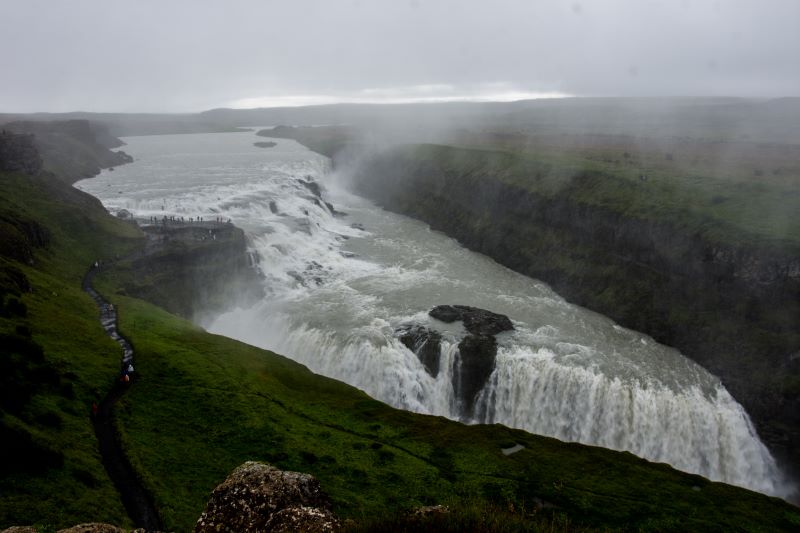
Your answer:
[83,264,162,531]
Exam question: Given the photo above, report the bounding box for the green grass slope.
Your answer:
[93,292,800,532]
[2,167,800,531]
[0,171,142,529]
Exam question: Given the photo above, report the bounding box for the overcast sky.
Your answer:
[1,0,798,113]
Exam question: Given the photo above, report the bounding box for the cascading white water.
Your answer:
[76,130,793,498]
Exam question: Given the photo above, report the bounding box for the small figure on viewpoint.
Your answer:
[91,401,98,420]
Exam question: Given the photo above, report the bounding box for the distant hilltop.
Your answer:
[0,120,132,183]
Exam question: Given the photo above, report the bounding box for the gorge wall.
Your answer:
[119,223,263,322]
[346,144,800,474]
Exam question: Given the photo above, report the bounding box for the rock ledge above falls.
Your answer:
[397,305,515,418]
[429,304,514,336]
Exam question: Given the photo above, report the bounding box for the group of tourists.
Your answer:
[146,215,233,225]
[120,362,135,383]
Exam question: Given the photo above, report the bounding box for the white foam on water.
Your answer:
[76,131,794,498]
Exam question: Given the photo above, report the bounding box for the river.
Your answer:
[76,130,791,497]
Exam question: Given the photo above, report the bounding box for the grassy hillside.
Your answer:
[0,171,142,529]
[91,288,800,532]
[2,160,800,531]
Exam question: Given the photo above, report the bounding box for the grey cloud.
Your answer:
[0,0,798,112]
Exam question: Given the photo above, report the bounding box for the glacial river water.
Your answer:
[76,130,792,497]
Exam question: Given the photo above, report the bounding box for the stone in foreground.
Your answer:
[194,461,339,532]
[56,525,126,533]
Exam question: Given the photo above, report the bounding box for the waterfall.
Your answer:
[75,130,794,499]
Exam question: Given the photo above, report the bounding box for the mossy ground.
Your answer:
[2,169,800,531]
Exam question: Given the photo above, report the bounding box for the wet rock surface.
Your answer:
[194,461,339,533]
[300,177,322,198]
[397,305,513,417]
[454,334,498,416]
[430,304,514,336]
[397,324,443,377]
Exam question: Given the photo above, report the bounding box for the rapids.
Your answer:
[76,130,792,497]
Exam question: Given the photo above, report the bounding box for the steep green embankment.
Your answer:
[349,143,800,473]
[0,170,142,528]
[93,280,800,532]
[2,129,800,532]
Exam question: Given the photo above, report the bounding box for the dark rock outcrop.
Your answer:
[0,131,42,174]
[430,305,514,336]
[254,141,277,148]
[0,214,51,265]
[125,222,263,321]
[397,324,442,377]
[3,120,132,184]
[300,178,323,198]
[397,306,512,417]
[454,334,498,415]
[194,461,339,533]
[428,305,512,415]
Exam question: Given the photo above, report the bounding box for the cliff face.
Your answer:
[2,120,132,184]
[0,131,43,175]
[120,223,262,321]
[350,145,800,472]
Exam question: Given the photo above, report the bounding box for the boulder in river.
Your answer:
[454,334,498,416]
[397,305,513,417]
[429,305,513,336]
[397,324,443,377]
[299,179,322,198]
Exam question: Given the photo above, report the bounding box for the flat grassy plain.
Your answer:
[2,168,800,532]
